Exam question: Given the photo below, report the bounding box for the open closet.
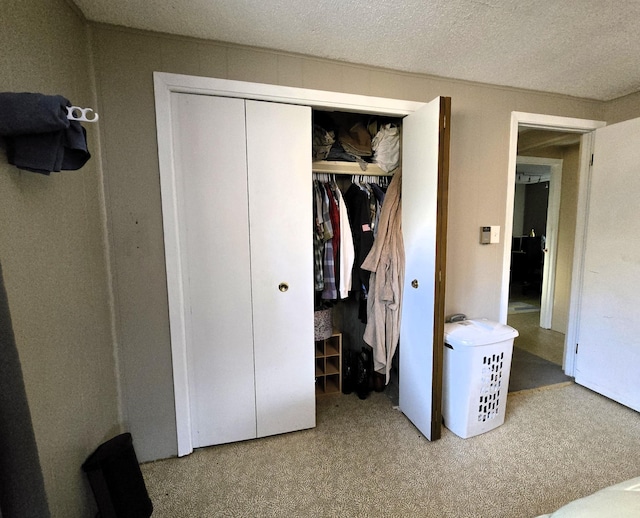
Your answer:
[154,73,450,457]
[311,108,403,401]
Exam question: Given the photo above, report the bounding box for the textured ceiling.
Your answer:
[73,0,640,101]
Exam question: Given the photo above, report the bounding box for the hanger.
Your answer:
[314,173,339,184]
[66,105,99,123]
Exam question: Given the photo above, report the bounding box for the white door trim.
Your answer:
[501,112,605,376]
[539,158,562,330]
[565,131,598,376]
[153,72,427,456]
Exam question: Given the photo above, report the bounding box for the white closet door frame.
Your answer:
[154,72,428,456]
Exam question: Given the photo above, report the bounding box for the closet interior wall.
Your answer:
[312,108,402,402]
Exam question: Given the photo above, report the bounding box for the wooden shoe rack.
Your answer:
[315,331,342,396]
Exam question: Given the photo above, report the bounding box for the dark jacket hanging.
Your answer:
[0,92,90,174]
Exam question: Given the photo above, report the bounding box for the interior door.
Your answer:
[400,97,450,440]
[245,100,316,437]
[172,93,257,447]
[575,116,640,412]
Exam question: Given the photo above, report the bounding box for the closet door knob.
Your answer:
[411,279,419,289]
[278,282,289,292]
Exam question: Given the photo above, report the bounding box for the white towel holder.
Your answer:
[66,106,99,122]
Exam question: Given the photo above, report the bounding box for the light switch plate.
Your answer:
[480,226,500,244]
[490,225,500,244]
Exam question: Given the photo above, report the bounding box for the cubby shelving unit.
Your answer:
[314,331,342,396]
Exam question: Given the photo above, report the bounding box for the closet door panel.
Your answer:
[173,94,257,447]
[399,97,442,441]
[245,100,316,437]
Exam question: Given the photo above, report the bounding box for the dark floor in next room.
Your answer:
[507,310,572,392]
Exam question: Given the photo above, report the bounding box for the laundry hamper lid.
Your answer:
[444,318,518,347]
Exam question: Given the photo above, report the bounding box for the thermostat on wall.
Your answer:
[480,226,500,244]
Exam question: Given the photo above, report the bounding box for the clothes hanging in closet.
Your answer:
[361,169,404,384]
[313,182,325,292]
[313,179,355,302]
[343,181,375,319]
[335,186,354,299]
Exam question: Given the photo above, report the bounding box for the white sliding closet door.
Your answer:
[245,100,315,437]
[399,97,445,440]
[172,94,257,447]
[169,94,315,449]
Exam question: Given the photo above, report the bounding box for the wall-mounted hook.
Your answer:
[66,106,99,122]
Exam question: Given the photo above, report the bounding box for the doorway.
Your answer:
[501,112,606,390]
[510,154,563,331]
[507,133,575,391]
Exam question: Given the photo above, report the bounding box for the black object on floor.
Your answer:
[508,346,573,392]
[373,372,385,392]
[356,347,372,400]
[82,433,153,518]
[342,349,354,394]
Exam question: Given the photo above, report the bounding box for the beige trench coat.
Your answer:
[361,169,404,383]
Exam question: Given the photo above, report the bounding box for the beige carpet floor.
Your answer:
[141,384,640,517]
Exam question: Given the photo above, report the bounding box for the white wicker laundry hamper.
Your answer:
[442,319,519,439]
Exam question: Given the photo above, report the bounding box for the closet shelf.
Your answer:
[312,160,394,176]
